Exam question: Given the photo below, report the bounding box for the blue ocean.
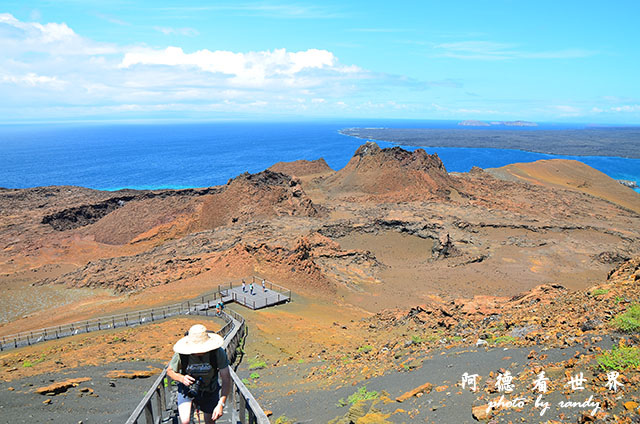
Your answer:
[0,121,639,193]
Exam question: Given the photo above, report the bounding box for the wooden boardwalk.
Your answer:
[0,276,290,351]
[220,285,290,310]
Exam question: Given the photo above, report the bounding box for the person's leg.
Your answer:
[178,401,193,424]
[177,385,194,424]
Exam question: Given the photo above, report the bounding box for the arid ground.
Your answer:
[1,142,640,423]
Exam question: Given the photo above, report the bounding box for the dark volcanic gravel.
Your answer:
[0,361,165,424]
[240,337,630,423]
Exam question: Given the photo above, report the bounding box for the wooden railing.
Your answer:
[0,293,225,351]
[0,276,288,351]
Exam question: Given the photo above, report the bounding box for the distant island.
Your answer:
[340,127,640,158]
[619,179,639,189]
[458,120,538,127]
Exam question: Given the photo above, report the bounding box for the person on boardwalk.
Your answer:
[167,324,231,424]
[249,282,254,295]
[242,279,246,293]
[262,279,266,292]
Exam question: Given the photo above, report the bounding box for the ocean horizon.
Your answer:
[1,121,639,194]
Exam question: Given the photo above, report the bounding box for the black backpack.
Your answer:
[179,350,219,377]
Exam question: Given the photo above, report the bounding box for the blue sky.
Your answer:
[1,1,639,124]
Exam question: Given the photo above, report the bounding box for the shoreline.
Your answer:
[339,127,640,159]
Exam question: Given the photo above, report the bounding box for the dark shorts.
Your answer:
[177,383,220,414]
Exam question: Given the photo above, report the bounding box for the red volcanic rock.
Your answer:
[197,170,319,230]
[454,295,510,316]
[210,236,338,294]
[323,142,455,200]
[506,284,567,307]
[268,158,333,177]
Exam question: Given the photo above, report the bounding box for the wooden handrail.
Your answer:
[124,368,168,424]
[0,276,290,351]
[229,367,270,424]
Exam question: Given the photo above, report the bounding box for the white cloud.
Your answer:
[154,26,199,36]
[0,12,118,55]
[434,40,596,60]
[119,46,360,88]
[0,14,387,120]
[158,3,342,19]
[1,72,66,88]
[348,28,409,33]
[428,102,501,116]
[0,13,460,121]
[611,105,640,112]
[548,105,583,117]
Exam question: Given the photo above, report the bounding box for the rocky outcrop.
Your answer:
[35,377,91,395]
[42,196,137,231]
[431,233,458,259]
[36,252,207,292]
[322,142,455,200]
[197,170,320,230]
[366,256,640,351]
[268,158,334,177]
[41,187,219,232]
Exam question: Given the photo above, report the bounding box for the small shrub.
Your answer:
[347,386,379,404]
[591,288,609,297]
[30,356,45,365]
[336,398,347,407]
[411,335,424,344]
[249,372,260,379]
[22,360,33,368]
[614,304,640,333]
[248,358,267,370]
[297,358,305,364]
[274,415,293,424]
[357,345,373,353]
[424,333,440,343]
[494,335,517,345]
[596,346,640,371]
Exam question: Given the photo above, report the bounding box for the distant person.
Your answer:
[262,279,266,292]
[249,282,254,295]
[242,280,246,293]
[167,324,231,424]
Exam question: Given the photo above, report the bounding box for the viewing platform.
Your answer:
[218,277,291,310]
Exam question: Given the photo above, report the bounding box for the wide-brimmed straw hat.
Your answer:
[173,324,224,354]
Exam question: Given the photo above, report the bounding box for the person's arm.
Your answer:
[166,361,195,386]
[212,366,231,419]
